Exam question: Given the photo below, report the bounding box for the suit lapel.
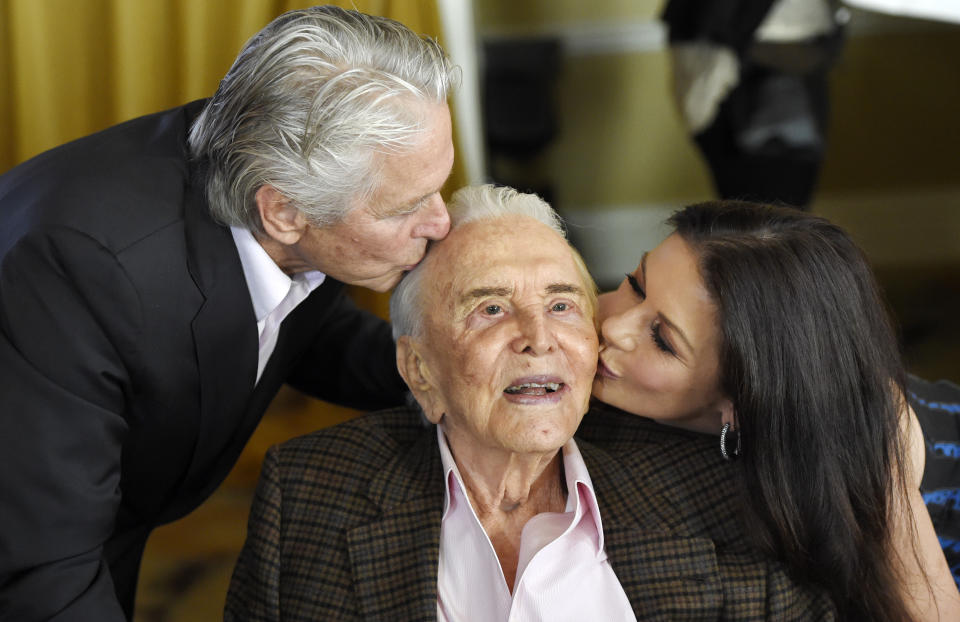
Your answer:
[579,440,725,620]
[178,176,259,508]
[348,429,444,621]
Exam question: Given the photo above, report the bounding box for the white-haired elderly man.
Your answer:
[225,185,833,621]
[0,7,454,619]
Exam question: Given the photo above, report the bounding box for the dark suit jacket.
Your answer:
[0,102,406,621]
[225,405,835,621]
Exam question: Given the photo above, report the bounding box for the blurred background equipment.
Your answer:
[483,36,561,203]
[844,0,960,24]
[662,0,847,209]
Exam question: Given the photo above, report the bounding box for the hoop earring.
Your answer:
[720,422,741,461]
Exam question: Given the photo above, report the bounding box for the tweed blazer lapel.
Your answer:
[348,427,445,621]
[579,440,725,620]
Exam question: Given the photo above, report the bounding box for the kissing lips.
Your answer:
[596,358,619,380]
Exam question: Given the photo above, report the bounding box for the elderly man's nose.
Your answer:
[413,194,450,240]
[512,313,555,355]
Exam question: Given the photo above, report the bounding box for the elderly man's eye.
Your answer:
[483,304,502,315]
[551,302,569,312]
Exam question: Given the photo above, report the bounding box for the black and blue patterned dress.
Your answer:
[910,375,960,590]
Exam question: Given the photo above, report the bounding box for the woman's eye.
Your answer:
[626,273,646,299]
[651,321,675,355]
[551,302,569,312]
[483,304,502,315]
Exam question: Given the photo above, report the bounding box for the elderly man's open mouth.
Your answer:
[503,375,567,403]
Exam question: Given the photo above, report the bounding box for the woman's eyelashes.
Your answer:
[623,272,674,355]
[651,321,675,355]
[626,273,645,298]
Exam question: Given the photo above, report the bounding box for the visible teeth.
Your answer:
[505,382,562,394]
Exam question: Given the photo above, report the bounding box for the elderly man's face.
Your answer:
[403,216,598,456]
[267,102,454,292]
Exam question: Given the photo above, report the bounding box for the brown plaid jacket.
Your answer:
[225,404,836,621]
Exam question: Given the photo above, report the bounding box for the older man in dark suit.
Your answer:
[0,7,456,620]
[226,185,835,621]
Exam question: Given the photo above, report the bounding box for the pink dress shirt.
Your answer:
[436,426,636,622]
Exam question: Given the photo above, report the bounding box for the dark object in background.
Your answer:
[482,37,561,203]
[663,0,845,209]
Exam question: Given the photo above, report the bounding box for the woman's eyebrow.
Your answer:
[659,312,693,353]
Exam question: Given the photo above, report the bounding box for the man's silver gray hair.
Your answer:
[390,184,566,341]
[188,5,457,232]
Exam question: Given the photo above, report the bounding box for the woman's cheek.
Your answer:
[632,357,675,394]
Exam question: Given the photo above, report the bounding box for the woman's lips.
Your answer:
[596,358,619,380]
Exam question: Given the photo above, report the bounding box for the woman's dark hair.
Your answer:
[669,201,914,621]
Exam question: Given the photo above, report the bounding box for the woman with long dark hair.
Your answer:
[592,201,960,621]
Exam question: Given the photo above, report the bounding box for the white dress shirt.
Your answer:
[230,227,325,383]
[436,426,636,622]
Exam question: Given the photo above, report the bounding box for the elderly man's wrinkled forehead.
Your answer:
[419,215,594,315]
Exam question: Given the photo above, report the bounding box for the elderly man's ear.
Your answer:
[256,185,308,244]
[396,336,443,424]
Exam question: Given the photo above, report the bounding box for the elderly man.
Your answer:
[226,185,835,621]
[0,7,454,620]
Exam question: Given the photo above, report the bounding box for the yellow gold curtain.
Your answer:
[0,0,450,172]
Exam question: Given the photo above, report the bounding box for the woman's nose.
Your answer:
[600,305,641,351]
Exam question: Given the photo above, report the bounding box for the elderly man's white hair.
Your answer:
[188,6,457,232]
[390,184,568,341]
